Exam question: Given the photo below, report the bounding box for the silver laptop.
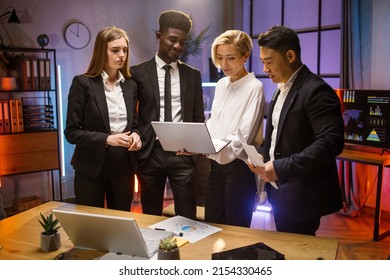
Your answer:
[151,121,230,154]
[53,206,172,259]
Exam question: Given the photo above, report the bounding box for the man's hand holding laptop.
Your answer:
[176,149,195,156]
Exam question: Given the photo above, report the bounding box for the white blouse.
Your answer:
[206,72,265,165]
[102,71,127,134]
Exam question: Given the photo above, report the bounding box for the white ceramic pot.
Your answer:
[40,231,61,252]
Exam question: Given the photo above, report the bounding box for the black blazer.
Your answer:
[64,75,139,178]
[130,58,205,166]
[260,65,344,221]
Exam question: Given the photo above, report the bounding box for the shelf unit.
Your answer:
[0,46,62,201]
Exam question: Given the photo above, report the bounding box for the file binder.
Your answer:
[0,100,4,134]
[20,58,32,90]
[2,100,11,133]
[31,59,39,90]
[9,99,18,132]
[38,59,46,90]
[44,58,51,90]
[16,99,24,132]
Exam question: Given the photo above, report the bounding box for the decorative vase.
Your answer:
[1,77,17,91]
[40,232,61,252]
[157,248,180,260]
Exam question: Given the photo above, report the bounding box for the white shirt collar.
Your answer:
[155,53,178,70]
[101,70,125,83]
[277,64,304,92]
[226,72,255,90]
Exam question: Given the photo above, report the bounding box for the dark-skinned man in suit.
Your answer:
[131,10,204,219]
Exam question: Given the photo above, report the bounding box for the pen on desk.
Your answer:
[154,228,183,237]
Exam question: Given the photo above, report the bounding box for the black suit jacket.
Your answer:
[64,75,139,178]
[260,65,344,221]
[130,58,205,166]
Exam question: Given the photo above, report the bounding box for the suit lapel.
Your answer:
[178,61,186,111]
[276,87,298,142]
[265,89,280,147]
[146,58,160,114]
[276,66,308,143]
[90,76,110,133]
[121,80,133,131]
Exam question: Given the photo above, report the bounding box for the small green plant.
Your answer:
[38,212,61,236]
[179,21,210,63]
[159,236,178,252]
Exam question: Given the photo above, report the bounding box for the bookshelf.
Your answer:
[0,46,62,201]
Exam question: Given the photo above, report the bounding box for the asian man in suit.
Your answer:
[130,10,204,219]
[248,25,344,235]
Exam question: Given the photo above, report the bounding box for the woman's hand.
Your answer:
[127,132,142,151]
[105,131,142,151]
[176,150,197,156]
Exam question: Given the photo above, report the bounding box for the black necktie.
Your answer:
[163,64,172,122]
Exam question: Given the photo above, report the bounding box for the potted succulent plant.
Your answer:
[157,236,180,260]
[38,212,61,252]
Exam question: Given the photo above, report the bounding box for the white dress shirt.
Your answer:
[207,72,264,165]
[269,65,303,161]
[155,54,181,122]
[102,71,127,134]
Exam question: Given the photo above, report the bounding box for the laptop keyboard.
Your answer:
[144,239,154,247]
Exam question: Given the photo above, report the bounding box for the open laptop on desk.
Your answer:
[53,207,172,259]
[151,121,230,154]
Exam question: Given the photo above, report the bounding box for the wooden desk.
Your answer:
[0,201,338,260]
[337,148,390,241]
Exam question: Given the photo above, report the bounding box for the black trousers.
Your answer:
[205,159,257,227]
[271,202,321,236]
[137,142,197,219]
[74,146,135,211]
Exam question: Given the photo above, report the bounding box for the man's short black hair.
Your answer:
[159,10,192,34]
[257,25,301,59]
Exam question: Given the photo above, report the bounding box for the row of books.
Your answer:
[19,57,51,91]
[0,98,54,134]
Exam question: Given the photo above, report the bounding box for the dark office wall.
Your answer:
[0,0,232,206]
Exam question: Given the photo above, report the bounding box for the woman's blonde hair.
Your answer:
[211,30,253,68]
[85,26,131,78]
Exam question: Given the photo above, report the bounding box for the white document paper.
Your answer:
[242,143,279,190]
[242,143,265,167]
[149,215,222,243]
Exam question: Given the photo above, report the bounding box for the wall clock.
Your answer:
[64,22,91,49]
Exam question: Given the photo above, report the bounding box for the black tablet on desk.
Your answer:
[211,242,285,260]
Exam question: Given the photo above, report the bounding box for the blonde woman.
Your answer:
[205,30,265,227]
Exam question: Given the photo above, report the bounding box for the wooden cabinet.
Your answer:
[0,47,62,200]
[0,131,59,175]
